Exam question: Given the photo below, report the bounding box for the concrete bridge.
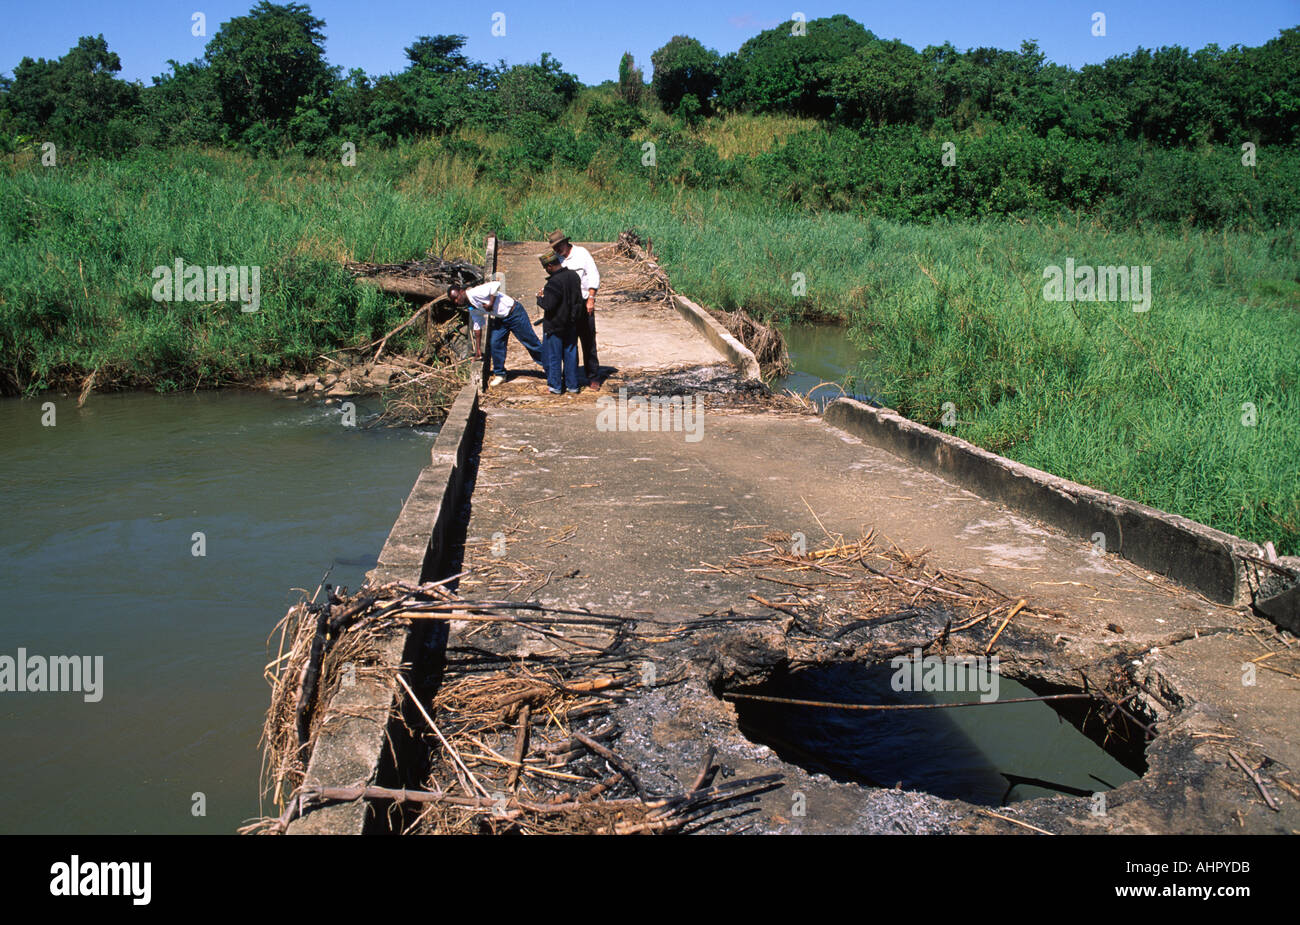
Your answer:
[285,240,1298,835]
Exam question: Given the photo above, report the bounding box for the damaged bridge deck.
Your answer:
[455,400,1296,834]
[289,240,1298,835]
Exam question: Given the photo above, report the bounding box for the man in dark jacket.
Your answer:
[535,251,583,395]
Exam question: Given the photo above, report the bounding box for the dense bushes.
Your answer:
[3,4,1296,228]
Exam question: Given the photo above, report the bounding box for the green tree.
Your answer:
[359,36,498,143]
[204,1,335,144]
[6,35,140,154]
[618,52,644,107]
[823,38,932,126]
[720,14,874,116]
[493,53,580,133]
[139,59,223,147]
[650,35,722,117]
[405,35,474,74]
[1230,27,1299,145]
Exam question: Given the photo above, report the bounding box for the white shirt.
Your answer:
[561,245,601,300]
[463,280,516,331]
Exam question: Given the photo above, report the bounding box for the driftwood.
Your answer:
[346,256,483,293]
[356,276,447,300]
[250,576,787,836]
[1228,749,1280,811]
[612,229,790,377]
[245,764,783,835]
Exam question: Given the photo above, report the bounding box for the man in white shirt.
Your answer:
[447,278,546,387]
[547,230,602,390]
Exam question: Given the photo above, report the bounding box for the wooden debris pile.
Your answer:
[694,529,1060,652]
[345,256,484,300]
[405,662,779,834]
[373,355,471,426]
[336,259,480,424]
[246,575,782,835]
[611,229,790,378]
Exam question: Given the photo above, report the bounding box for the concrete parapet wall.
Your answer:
[287,382,481,834]
[671,294,762,381]
[823,398,1267,607]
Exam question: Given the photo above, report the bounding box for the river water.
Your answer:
[774,322,884,407]
[735,663,1139,805]
[0,391,433,833]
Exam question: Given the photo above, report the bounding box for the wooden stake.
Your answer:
[507,704,531,791]
[985,598,1027,653]
[396,673,491,800]
[980,808,1054,835]
[1228,750,1279,811]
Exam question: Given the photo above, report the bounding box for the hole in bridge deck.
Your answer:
[730,662,1144,806]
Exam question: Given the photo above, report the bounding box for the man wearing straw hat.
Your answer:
[547,230,602,390]
[535,251,583,395]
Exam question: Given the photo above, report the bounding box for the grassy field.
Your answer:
[1,143,1296,552]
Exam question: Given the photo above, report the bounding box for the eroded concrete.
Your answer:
[450,397,1298,834]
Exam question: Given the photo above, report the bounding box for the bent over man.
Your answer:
[448,278,546,388]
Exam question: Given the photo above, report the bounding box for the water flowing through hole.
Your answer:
[729,662,1146,806]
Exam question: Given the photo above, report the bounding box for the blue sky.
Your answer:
[1,0,1296,85]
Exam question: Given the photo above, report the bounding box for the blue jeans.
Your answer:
[489,302,546,377]
[542,328,578,393]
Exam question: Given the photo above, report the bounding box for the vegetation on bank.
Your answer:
[1,142,1295,552]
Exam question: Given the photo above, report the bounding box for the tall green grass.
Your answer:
[0,147,497,392]
[2,144,1296,552]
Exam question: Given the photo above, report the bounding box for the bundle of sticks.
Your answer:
[404,662,780,835]
[247,576,783,835]
[693,528,1074,658]
[373,355,471,426]
[611,229,790,376]
[345,256,484,299]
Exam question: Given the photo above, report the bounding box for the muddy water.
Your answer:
[736,663,1140,805]
[0,391,433,833]
[775,321,884,408]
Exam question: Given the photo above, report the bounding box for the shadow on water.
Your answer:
[732,662,1139,806]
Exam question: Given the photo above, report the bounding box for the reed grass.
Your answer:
[1,143,1295,551]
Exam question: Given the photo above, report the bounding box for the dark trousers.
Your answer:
[489,302,546,378]
[542,327,579,393]
[576,308,599,380]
